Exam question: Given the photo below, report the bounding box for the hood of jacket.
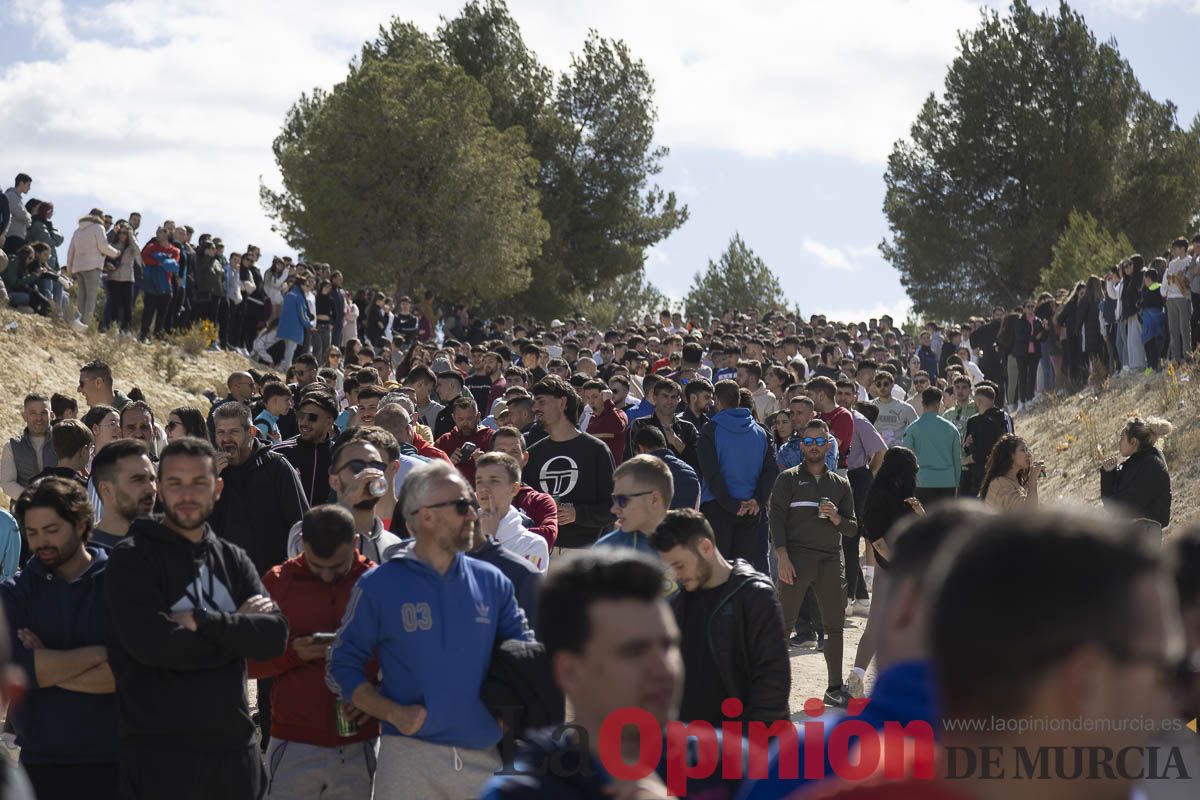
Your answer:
[76,214,104,228]
[711,406,756,435]
[24,543,108,583]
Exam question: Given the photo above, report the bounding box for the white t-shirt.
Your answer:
[872,397,918,448]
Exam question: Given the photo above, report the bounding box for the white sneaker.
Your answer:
[852,599,871,617]
[71,320,88,331]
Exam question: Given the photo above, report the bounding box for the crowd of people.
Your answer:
[0,174,1195,800]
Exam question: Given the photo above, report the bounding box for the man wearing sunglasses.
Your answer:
[289,427,406,565]
[274,385,339,506]
[769,418,857,709]
[329,460,533,800]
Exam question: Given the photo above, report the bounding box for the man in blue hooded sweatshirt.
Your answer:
[327,459,533,800]
[697,379,777,569]
[736,502,984,799]
[2,477,117,798]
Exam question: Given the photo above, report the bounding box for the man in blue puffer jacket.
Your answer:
[327,460,533,800]
[697,379,777,571]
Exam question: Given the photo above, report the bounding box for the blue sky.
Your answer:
[2,0,1197,322]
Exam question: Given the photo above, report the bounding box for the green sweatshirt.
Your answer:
[903,412,963,488]
[767,465,856,555]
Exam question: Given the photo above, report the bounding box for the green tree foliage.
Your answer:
[882,0,1200,319]
[684,233,785,323]
[261,28,547,301]
[567,266,670,330]
[1041,210,1133,292]
[429,1,687,315]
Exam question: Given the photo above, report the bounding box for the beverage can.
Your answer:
[335,698,358,737]
[818,497,831,519]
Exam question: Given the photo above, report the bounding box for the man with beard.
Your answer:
[3,478,117,798]
[328,460,533,799]
[287,427,406,564]
[90,440,156,550]
[1,393,56,502]
[104,438,288,800]
[480,549,743,799]
[523,377,614,551]
[436,396,495,485]
[119,401,159,460]
[651,509,789,725]
[770,418,857,709]
[273,386,338,506]
[210,402,308,574]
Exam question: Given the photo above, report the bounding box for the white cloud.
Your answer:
[800,238,859,272]
[0,0,989,263]
[819,300,915,327]
[1087,0,1200,18]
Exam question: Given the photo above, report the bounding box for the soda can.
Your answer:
[335,698,358,737]
[818,497,831,519]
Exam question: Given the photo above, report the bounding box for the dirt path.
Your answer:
[787,612,869,718]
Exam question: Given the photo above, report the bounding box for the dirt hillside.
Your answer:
[0,307,250,504]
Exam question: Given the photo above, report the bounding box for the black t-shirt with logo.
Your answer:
[522,432,615,549]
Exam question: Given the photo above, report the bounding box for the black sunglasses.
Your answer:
[422,497,480,516]
[298,411,324,422]
[613,491,653,508]
[165,420,180,430]
[333,459,387,475]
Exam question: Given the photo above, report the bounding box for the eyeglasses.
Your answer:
[334,459,387,475]
[298,411,324,422]
[613,491,653,508]
[800,436,829,446]
[166,420,181,431]
[421,497,480,516]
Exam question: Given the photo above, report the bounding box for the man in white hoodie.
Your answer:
[66,208,119,330]
[474,451,548,573]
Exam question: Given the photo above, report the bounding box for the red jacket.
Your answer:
[514,484,558,548]
[249,553,378,747]
[412,436,451,463]
[435,425,495,484]
[586,399,628,466]
[819,405,855,470]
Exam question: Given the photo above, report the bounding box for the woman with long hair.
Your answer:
[1080,275,1107,382]
[1100,416,1173,529]
[981,434,1042,510]
[770,411,792,451]
[846,446,924,698]
[165,407,207,441]
[996,310,1019,409]
[1055,282,1085,390]
[103,223,140,334]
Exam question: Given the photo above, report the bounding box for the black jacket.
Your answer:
[480,639,563,742]
[484,726,742,799]
[210,439,309,574]
[1012,314,1046,358]
[972,320,1002,378]
[1100,446,1171,528]
[964,406,1013,467]
[272,435,334,506]
[672,560,790,723]
[104,518,288,750]
[624,413,699,470]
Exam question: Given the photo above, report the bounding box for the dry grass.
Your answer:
[0,306,251,504]
[1018,360,1200,529]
